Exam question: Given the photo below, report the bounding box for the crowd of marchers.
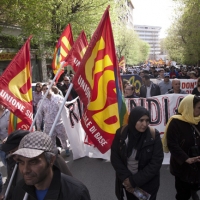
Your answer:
[123,65,200,98]
[0,64,200,200]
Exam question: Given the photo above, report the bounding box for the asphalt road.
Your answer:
[0,152,199,200]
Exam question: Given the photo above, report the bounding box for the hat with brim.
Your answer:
[12,148,44,158]
[12,131,55,158]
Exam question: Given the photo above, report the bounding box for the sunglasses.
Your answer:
[36,85,41,88]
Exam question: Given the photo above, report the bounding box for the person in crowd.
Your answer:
[192,77,200,96]
[32,82,43,114]
[143,70,154,78]
[179,69,190,79]
[51,86,63,97]
[36,84,70,156]
[194,67,200,78]
[166,79,187,94]
[157,68,165,79]
[61,75,78,100]
[111,106,164,200]
[139,75,161,98]
[189,71,197,79]
[124,85,139,98]
[69,74,74,82]
[0,104,10,166]
[158,73,172,95]
[169,66,179,78]
[0,130,72,200]
[138,70,144,79]
[11,131,91,200]
[163,95,200,200]
[152,70,159,78]
[122,80,130,94]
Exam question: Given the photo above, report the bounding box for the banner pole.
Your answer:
[48,83,73,137]
[29,62,65,131]
[4,164,18,200]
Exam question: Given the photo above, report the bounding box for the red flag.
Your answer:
[119,56,126,72]
[8,112,30,134]
[72,6,126,154]
[0,36,33,126]
[65,31,88,72]
[52,24,74,81]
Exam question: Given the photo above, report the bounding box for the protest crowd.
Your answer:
[1,7,200,200]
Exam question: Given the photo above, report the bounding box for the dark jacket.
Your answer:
[3,154,72,200]
[111,126,163,200]
[61,84,78,100]
[167,118,200,183]
[139,82,161,98]
[12,166,91,200]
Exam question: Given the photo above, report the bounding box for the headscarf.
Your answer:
[127,106,150,159]
[162,94,200,153]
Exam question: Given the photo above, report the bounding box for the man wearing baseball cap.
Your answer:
[11,131,91,200]
[0,130,72,200]
[158,73,172,95]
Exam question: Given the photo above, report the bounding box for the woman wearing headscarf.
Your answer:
[163,95,200,200]
[111,106,163,200]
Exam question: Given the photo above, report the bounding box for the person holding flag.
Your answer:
[36,84,70,156]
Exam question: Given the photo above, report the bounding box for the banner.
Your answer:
[121,74,197,94]
[151,78,197,94]
[0,36,33,126]
[72,7,127,154]
[126,94,188,134]
[61,94,187,162]
[61,97,111,160]
[52,24,74,80]
[65,31,88,72]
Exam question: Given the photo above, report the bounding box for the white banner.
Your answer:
[126,93,188,134]
[61,97,110,160]
[61,94,189,163]
[151,79,197,94]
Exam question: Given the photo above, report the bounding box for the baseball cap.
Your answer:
[164,73,170,77]
[1,130,30,153]
[12,131,55,158]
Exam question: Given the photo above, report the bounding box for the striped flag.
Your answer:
[52,24,74,81]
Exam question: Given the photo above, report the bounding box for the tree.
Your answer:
[164,0,200,65]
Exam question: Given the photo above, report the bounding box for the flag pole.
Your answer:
[29,61,65,131]
[48,83,73,137]
[4,164,18,200]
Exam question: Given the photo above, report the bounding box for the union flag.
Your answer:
[0,36,33,126]
[8,112,30,134]
[119,56,126,72]
[72,6,128,153]
[52,24,74,81]
[65,31,88,72]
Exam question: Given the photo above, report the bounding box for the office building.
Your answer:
[134,25,161,59]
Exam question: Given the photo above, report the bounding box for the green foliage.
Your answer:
[1,0,149,65]
[164,0,200,65]
[0,35,19,48]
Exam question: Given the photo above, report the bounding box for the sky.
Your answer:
[133,0,176,38]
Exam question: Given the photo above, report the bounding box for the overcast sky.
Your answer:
[133,0,176,38]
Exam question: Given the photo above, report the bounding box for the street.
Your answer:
[0,152,199,200]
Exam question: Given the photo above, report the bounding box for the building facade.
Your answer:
[134,25,161,59]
